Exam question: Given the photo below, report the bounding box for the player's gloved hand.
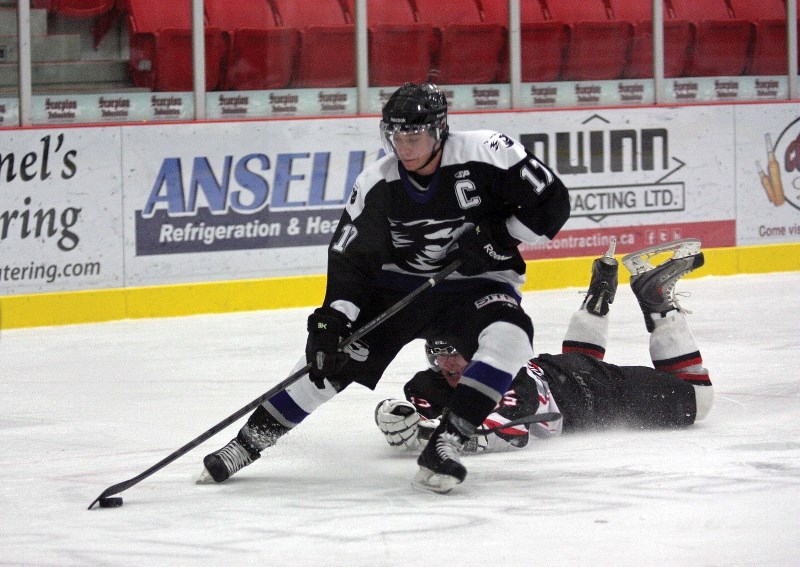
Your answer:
[306,306,352,387]
[374,399,421,449]
[416,416,440,450]
[450,220,519,276]
[482,412,530,449]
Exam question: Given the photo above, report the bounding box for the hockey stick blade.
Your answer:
[88,260,462,510]
[87,361,313,510]
[477,412,562,435]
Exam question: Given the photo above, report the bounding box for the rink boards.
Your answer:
[2,101,800,327]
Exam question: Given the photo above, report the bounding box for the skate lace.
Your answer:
[671,290,693,315]
[217,441,254,473]
[435,432,464,461]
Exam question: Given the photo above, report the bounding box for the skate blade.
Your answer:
[196,467,216,485]
[411,468,461,494]
[604,236,617,259]
[622,238,702,276]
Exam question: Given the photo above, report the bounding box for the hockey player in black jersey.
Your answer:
[375,239,714,453]
[200,82,570,493]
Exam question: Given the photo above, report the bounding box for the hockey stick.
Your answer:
[477,411,562,435]
[88,260,463,510]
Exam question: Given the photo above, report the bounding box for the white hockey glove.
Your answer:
[416,417,440,450]
[374,399,421,450]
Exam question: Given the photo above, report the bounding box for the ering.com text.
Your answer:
[0,260,101,284]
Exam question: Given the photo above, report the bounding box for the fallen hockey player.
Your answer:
[375,239,714,462]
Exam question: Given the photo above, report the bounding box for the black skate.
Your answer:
[582,238,618,317]
[198,433,261,484]
[413,420,467,493]
[623,238,704,332]
[198,405,290,484]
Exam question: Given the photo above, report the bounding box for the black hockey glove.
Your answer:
[450,220,519,276]
[306,306,352,387]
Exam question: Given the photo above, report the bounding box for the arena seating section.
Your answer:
[42,0,794,91]
[345,0,435,86]
[481,1,568,83]
[205,0,298,90]
[730,0,790,75]
[668,0,752,77]
[127,0,226,91]
[613,1,694,78]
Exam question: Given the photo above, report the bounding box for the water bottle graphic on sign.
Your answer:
[759,133,786,207]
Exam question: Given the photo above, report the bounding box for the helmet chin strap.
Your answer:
[407,141,443,174]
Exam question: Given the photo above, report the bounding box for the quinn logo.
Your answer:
[520,114,686,223]
[762,118,800,211]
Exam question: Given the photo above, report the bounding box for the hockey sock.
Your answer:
[258,356,341,431]
[449,360,514,435]
[448,322,532,434]
[240,405,291,451]
[650,311,711,386]
[562,309,609,360]
[649,311,714,421]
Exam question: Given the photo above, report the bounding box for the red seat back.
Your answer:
[481,0,568,82]
[413,0,505,84]
[729,0,788,75]
[544,0,632,80]
[480,0,549,25]
[668,0,753,76]
[611,0,694,78]
[206,0,275,30]
[51,0,115,18]
[206,0,299,90]
[270,0,355,87]
[345,0,435,86]
[127,0,225,91]
[364,0,416,25]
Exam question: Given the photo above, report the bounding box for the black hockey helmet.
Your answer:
[380,83,448,158]
[424,338,458,370]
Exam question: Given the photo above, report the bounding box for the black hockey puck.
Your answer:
[98,496,123,508]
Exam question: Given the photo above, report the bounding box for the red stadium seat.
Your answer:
[206,0,299,90]
[544,0,632,81]
[50,0,115,18]
[729,0,788,75]
[481,0,568,82]
[413,0,505,84]
[127,0,225,91]
[347,0,436,86]
[270,0,355,88]
[668,0,753,76]
[612,1,694,78]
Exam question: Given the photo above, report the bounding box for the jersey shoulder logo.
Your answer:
[484,132,515,151]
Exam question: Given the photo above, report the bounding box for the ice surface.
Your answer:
[1,272,799,566]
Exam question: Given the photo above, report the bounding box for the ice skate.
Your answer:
[412,420,467,493]
[582,238,618,317]
[197,434,261,484]
[622,238,701,276]
[198,405,291,484]
[623,239,704,332]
